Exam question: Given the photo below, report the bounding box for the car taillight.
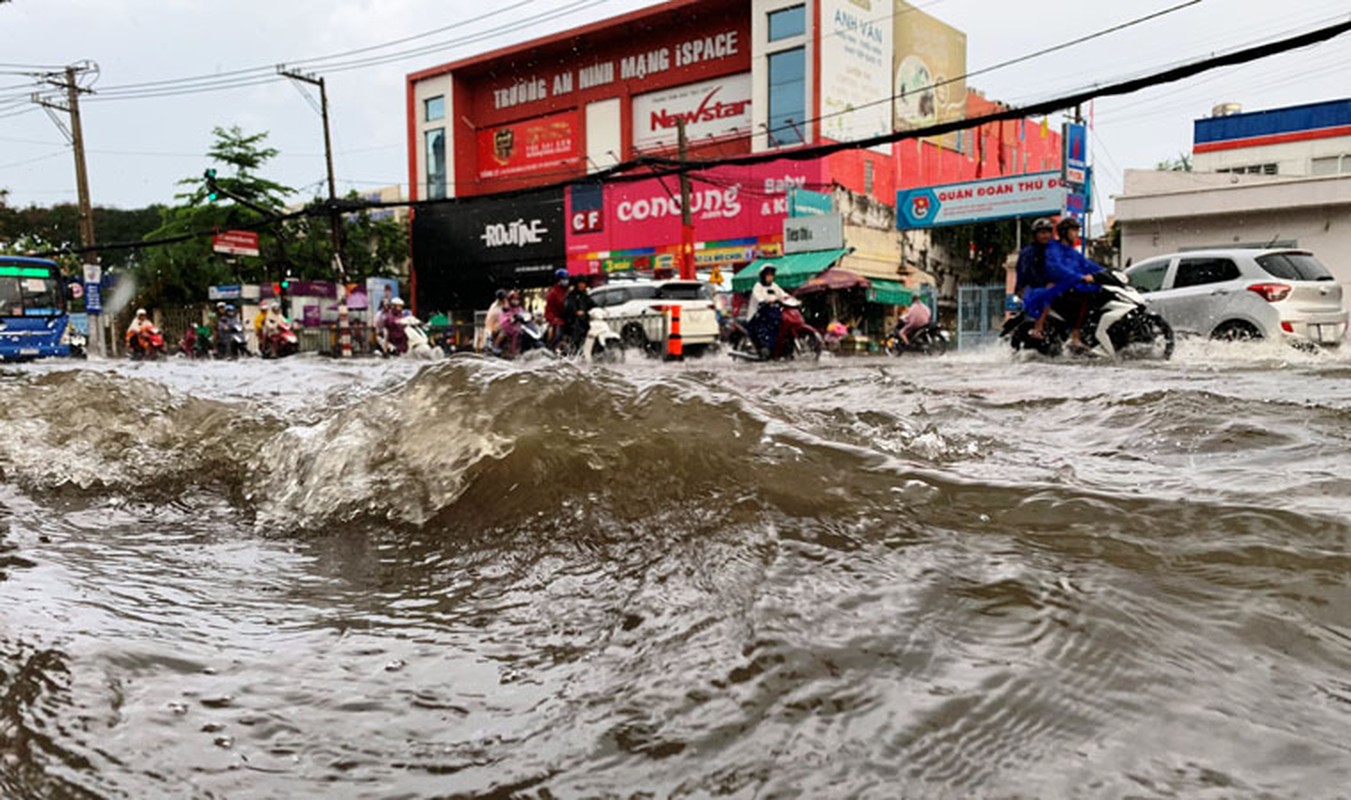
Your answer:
[1281,321,1294,333]
[649,304,667,313]
[1247,283,1291,302]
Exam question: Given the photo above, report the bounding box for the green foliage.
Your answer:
[0,201,162,275]
[1156,153,1193,172]
[136,126,296,307]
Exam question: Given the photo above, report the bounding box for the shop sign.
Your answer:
[566,159,825,257]
[789,188,833,217]
[477,110,581,180]
[896,171,1067,230]
[632,73,753,151]
[783,214,844,254]
[487,29,743,112]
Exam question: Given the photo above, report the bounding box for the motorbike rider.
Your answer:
[125,308,156,355]
[1026,218,1104,347]
[482,288,507,351]
[746,263,791,358]
[562,275,596,353]
[495,291,526,355]
[383,297,410,355]
[215,303,238,357]
[543,268,570,348]
[895,298,932,347]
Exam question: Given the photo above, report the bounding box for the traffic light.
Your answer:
[280,273,292,291]
[203,168,218,202]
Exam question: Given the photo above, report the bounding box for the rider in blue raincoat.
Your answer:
[1021,218,1104,345]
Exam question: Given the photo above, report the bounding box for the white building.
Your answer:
[1116,98,1351,290]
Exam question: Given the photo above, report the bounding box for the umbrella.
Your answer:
[792,268,872,296]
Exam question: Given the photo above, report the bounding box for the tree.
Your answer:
[136,126,295,307]
[1156,153,1193,172]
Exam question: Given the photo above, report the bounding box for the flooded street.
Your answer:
[2,343,1350,798]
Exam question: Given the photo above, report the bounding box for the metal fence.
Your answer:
[955,283,1007,351]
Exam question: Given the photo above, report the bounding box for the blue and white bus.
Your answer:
[0,256,83,361]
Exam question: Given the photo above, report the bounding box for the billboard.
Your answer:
[893,1,966,150]
[413,188,566,310]
[819,0,894,152]
[476,110,581,181]
[565,159,827,271]
[896,171,1067,230]
[632,73,753,151]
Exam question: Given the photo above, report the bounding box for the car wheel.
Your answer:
[1211,320,1262,342]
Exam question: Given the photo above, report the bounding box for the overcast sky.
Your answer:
[3,0,1349,229]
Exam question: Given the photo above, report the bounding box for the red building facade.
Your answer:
[406,0,1061,306]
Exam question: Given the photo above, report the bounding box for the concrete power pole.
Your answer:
[33,62,103,356]
[677,118,695,280]
[278,67,345,283]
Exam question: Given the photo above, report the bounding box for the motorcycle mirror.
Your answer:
[1124,257,1133,268]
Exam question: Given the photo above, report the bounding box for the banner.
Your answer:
[632,73,753,151]
[477,111,581,180]
[893,1,967,151]
[820,0,894,152]
[896,171,1067,229]
[565,159,826,269]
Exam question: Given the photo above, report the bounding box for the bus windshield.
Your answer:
[0,263,64,317]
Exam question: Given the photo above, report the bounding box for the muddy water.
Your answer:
[2,343,1349,798]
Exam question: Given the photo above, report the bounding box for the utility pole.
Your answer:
[676,118,695,280]
[33,62,104,356]
[278,67,345,282]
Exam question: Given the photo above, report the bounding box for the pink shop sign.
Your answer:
[566,158,826,254]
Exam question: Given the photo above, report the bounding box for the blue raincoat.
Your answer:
[1023,242,1104,319]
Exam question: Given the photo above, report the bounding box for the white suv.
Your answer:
[589,279,720,355]
[1126,249,1347,346]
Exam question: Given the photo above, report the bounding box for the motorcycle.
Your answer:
[179,324,214,359]
[491,310,552,359]
[126,325,167,361]
[400,316,443,360]
[1002,268,1175,360]
[884,322,950,356]
[727,297,823,362]
[217,321,249,360]
[262,319,300,359]
[579,308,623,364]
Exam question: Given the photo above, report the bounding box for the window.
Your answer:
[767,47,805,147]
[424,128,446,200]
[657,282,716,301]
[1127,260,1170,293]
[1311,155,1349,176]
[1256,253,1334,282]
[1216,163,1277,175]
[1173,257,1240,288]
[768,5,805,41]
[424,96,445,122]
[864,160,875,195]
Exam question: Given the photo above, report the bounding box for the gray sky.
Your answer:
[3,0,1349,230]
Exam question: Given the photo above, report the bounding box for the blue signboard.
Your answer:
[896,171,1067,230]
[788,188,833,217]
[84,282,102,313]
[1063,122,1088,187]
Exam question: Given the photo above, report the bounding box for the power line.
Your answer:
[88,0,615,101]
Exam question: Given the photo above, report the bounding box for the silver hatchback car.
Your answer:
[1125,249,1347,347]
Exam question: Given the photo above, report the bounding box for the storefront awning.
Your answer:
[867,279,913,306]
[732,248,851,292]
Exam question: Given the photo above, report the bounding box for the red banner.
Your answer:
[477,111,581,181]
